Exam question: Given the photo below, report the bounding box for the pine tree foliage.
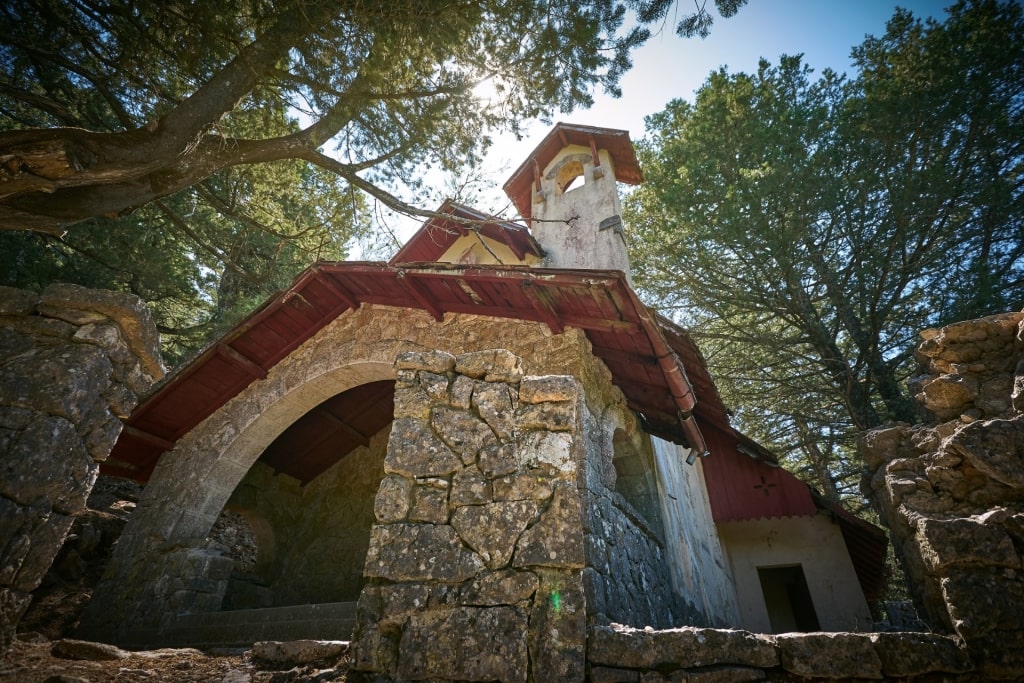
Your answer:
[0,0,744,362]
[626,0,1024,500]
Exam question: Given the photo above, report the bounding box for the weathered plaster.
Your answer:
[530,146,632,280]
[718,515,873,633]
[653,437,740,627]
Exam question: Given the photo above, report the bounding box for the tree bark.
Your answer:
[0,1,342,234]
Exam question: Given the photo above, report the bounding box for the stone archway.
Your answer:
[216,379,396,609]
[79,306,580,644]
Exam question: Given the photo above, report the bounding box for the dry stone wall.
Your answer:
[350,349,588,683]
[860,310,1024,680]
[587,623,974,682]
[0,284,163,652]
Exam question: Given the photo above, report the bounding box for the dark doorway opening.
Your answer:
[757,565,820,633]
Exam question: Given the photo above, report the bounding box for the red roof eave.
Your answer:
[104,262,704,482]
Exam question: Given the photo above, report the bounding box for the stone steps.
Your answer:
[123,601,357,650]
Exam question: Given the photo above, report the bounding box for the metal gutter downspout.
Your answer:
[626,288,710,458]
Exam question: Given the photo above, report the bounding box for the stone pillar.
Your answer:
[0,283,163,652]
[860,311,1024,680]
[351,349,587,683]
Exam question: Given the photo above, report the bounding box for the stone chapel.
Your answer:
[75,123,887,681]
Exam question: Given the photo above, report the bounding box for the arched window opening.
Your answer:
[612,429,665,539]
[555,158,585,194]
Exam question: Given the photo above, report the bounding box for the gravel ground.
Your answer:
[1,637,350,683]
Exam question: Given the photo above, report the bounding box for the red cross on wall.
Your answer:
[753,475,778,497]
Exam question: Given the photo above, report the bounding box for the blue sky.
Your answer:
[575,0,951,135]
[383,0,955,241]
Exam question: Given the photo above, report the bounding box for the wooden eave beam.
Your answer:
[216,343,267,379]
[311,266,358,309]
[122,424,176,451]
[395,271,445,321]
[521,280,564,334]
[319,408,371,448]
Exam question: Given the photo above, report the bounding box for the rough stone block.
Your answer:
[516,401,576,431]
[479,442,518,478]
[462,569,539,606]
[449,374,475,409]
[942,566,1024,640]
[450,466,491,507]
[363,523,484,582]
[374,475,411,523]
[0,415,95,513]
[917,516,1019,570]
[917,373,979,419]
[51,638,130,661]
[588,625,778,670]
[40,282,164,380]
[776,632,881,679]
[492,472,555,502]
[251,639,349,665]
[392,380,432,420]
[393,349,456,374]
[384,418,462,477]
[409,482,449,524]
[519,375,576,404]
[455,349,523,382]
[472,382,516,440]
[590,666,639,682]
[452,501,537,569]
[945,417,1024,489]
[686,667,765,683]
[513,484,584,569]
[0,344,112,425]
[530,573,586,683]
[870,632,973,676]
[431,406,497,464]
[397,606,528,682]
[516,430,574,472]
[418,371,450,402]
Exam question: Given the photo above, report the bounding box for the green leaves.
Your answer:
[627,0,1024,499]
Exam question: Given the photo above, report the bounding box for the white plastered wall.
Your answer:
[718,515,873,633]
[437,234,540,266]
[651,437,741,626]
[530,146,632,280]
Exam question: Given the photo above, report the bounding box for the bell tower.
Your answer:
[503,123,643,280]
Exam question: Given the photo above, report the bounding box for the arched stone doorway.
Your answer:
[214,379,395,609]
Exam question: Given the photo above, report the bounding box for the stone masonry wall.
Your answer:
[351,349,588,683]
[580,409,701,629]
[587,623,975,682]
[0,283,163,653]
[859,310,1024,680]
[79,308,602,644]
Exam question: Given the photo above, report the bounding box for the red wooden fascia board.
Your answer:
[108,261,707,480]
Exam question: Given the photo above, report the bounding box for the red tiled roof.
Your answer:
[105,262,705,482]
[389,200,542,265]
[503,122,643,220]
